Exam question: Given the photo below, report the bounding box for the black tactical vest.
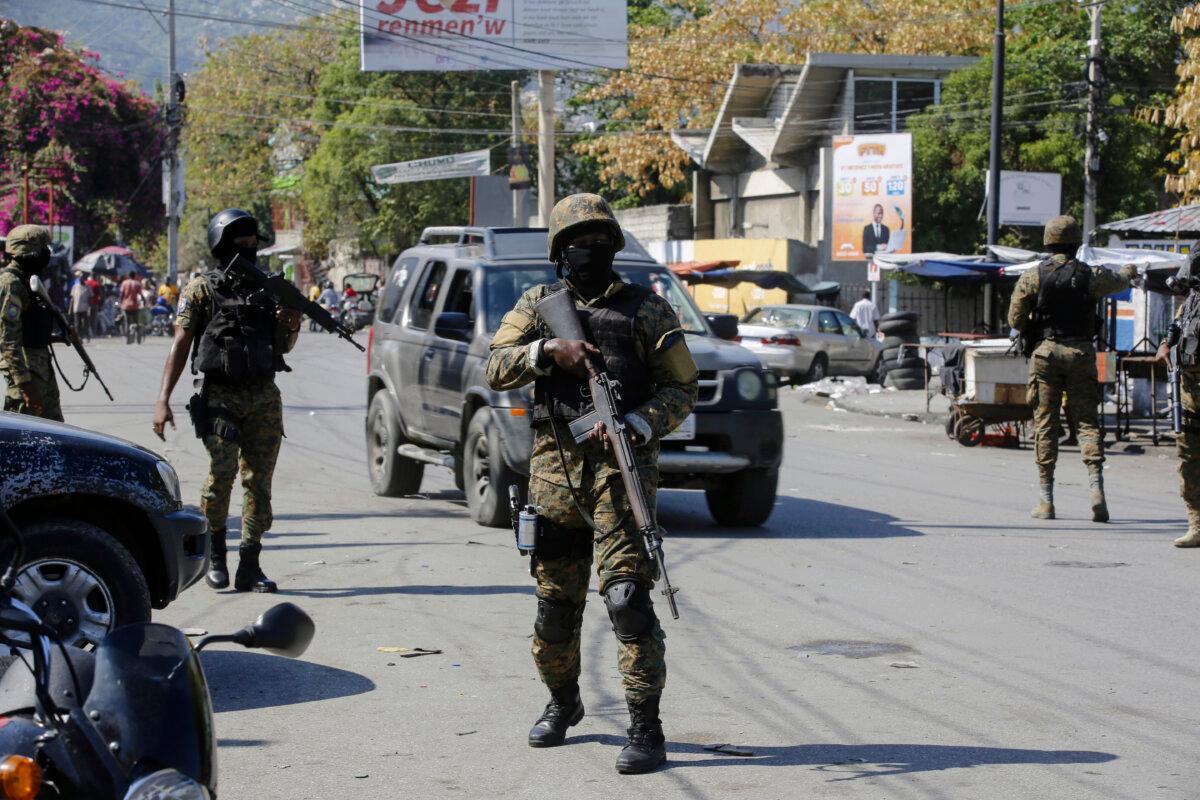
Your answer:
[1036,258,1095,340]
[1178,291,1200,368]
[192,271,280,383]
[531,282,654,424]
[2,267,53,348]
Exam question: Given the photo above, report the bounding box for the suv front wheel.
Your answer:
[14,520,152,649]
[463,408,519,528]
[367,392,424,497]
[705,469,779,527]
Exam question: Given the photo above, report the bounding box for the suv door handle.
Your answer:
[423,349,435,360]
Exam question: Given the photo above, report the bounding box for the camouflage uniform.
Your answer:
[0,227,62,422]
[176,275,287,545]
[1007,254,1130,475]
[486,277,698,700]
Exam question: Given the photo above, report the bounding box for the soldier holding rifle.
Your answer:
[1157,252,1200,547]
[485,194,698,774]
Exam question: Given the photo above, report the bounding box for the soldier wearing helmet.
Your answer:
[1008,215,1137,522]
[0,225,65,421]
[485,194,698,774]
[151,209,303,594]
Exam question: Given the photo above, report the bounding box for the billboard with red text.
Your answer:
[831,133,913,262]
[360,0,628,71]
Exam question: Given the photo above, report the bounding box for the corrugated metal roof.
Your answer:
[1098,205,1200,234]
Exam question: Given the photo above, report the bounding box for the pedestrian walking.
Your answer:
[0,226,66,421]
[1007,215,1135,521]
[485,193,699,774]
[850,290,880,337]
[152,209,302,594]
[119,270,143,343]
[68,270,91,341]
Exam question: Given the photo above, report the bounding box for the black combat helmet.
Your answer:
[207,208,260,261]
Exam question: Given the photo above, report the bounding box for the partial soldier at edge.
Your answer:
[1007,214,1135,522]
[1157,252,1200,547]
[485,193,699,775]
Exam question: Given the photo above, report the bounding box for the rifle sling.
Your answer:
[548,415,629,538]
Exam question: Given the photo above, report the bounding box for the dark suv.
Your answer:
[0,413,208,648]
[365,227,784,527]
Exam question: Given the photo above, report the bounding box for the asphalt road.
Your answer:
[57,332,1200,799]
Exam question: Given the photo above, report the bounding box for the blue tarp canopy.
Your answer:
[893,259,1014,282]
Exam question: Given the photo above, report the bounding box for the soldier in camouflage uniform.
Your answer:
[1156,263,1200,547]
[1008,215,1135,522]
[486,193,698,774]
[152,209,301,593]
[0,225,64,422]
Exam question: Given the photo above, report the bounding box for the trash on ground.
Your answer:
[303,560,325,565]
[797,376,875,400]
[703,744,755,757]
[456,730,477,736]
[377,647,443,658]
[889,661,920,668]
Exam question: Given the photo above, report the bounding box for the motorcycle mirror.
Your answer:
[239,602,315,658]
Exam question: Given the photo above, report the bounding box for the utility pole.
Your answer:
[21,164,30,225]
[164,0,181,282]
[537,70,555,227]
[511,80,527,227]
[985,0,1005,332]
[1082,1,1103,238]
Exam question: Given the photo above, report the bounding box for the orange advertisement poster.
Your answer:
[831,133,912,261]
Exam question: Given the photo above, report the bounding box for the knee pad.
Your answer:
[602,580,657,643]
[534,597,583,643]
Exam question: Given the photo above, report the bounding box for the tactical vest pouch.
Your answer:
[185,392,208,440]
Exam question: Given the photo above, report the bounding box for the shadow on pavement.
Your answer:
[201,651,375,713]
[570,735,1115,777]
[277,584,536,599]
[658,493,923,539]
[217,738,271,747]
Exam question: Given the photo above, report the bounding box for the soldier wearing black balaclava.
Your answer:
[152,209,303,593]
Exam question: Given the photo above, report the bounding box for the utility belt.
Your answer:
[185,377,242,443]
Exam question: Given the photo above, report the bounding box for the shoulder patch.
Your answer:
[4,302,21,322]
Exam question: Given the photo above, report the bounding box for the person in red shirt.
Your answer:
[119,271,143,344]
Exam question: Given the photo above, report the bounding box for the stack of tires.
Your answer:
[876,311,926,390]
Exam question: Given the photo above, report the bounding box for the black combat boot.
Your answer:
[616,695,666,774]
[528,682,584,748]
[205,531,229,589]
[234,543,277,593]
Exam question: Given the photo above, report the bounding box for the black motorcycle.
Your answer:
[0,507,315,799]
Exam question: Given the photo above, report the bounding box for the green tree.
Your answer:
[908,0,1183,253]
[300,30,516,260]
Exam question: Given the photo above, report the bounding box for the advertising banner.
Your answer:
[831,133,912,262]
[371,148,491,184]
[360,0,628,72]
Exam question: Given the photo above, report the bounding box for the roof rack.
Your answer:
[415,225,652,262]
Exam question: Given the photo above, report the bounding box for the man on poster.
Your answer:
[862,204,891,256]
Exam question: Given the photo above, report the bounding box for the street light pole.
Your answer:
[511,80,527,227]
[165,0,180,282]
[537,70,555,227]
[1082,1,1103,237]
[985,0,1005,332]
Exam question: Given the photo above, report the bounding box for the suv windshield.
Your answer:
[483,265,708,335]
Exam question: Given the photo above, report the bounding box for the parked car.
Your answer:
[365,226,784,528]
[738,304,884,384]
[0,413,208,648]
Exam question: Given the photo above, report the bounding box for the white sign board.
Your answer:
[360,0,628,72]
[867,258,881,283]
[371,148,491,184]
[995,170,1061,226]
[51,225,74,265]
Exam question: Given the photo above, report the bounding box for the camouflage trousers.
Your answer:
[1027,339,1103,475]
[2,351,63,422]
[1177,369,1200,514]
[199,380,283,545]
[529,466,666,701]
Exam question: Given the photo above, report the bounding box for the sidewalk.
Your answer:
[784,376,950,423]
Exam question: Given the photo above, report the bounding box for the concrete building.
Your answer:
[671,53,976,286]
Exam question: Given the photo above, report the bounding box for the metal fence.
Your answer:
[838,281,1008,337]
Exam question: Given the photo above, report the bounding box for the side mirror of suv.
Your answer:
[706,314,740,341]
[434,312,474,342]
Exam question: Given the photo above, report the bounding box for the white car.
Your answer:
[738,304,884,383]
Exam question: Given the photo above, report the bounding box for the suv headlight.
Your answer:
[156,460,182,503]
[735,369,764,401]
[125,769,209,800]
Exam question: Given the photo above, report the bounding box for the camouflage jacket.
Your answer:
[485,277,699,488]
[1007,254,1131,335]
[0,266,41,383]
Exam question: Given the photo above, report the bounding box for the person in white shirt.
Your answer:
[850,291,880,337]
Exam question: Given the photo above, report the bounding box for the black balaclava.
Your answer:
[15,248,51,279]
[559,228,616,297]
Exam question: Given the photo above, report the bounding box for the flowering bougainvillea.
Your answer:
[0,19,163,255]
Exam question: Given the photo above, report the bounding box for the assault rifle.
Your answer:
[224,254,365,352]
[535,289,680,619]
[28,275,114,401]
